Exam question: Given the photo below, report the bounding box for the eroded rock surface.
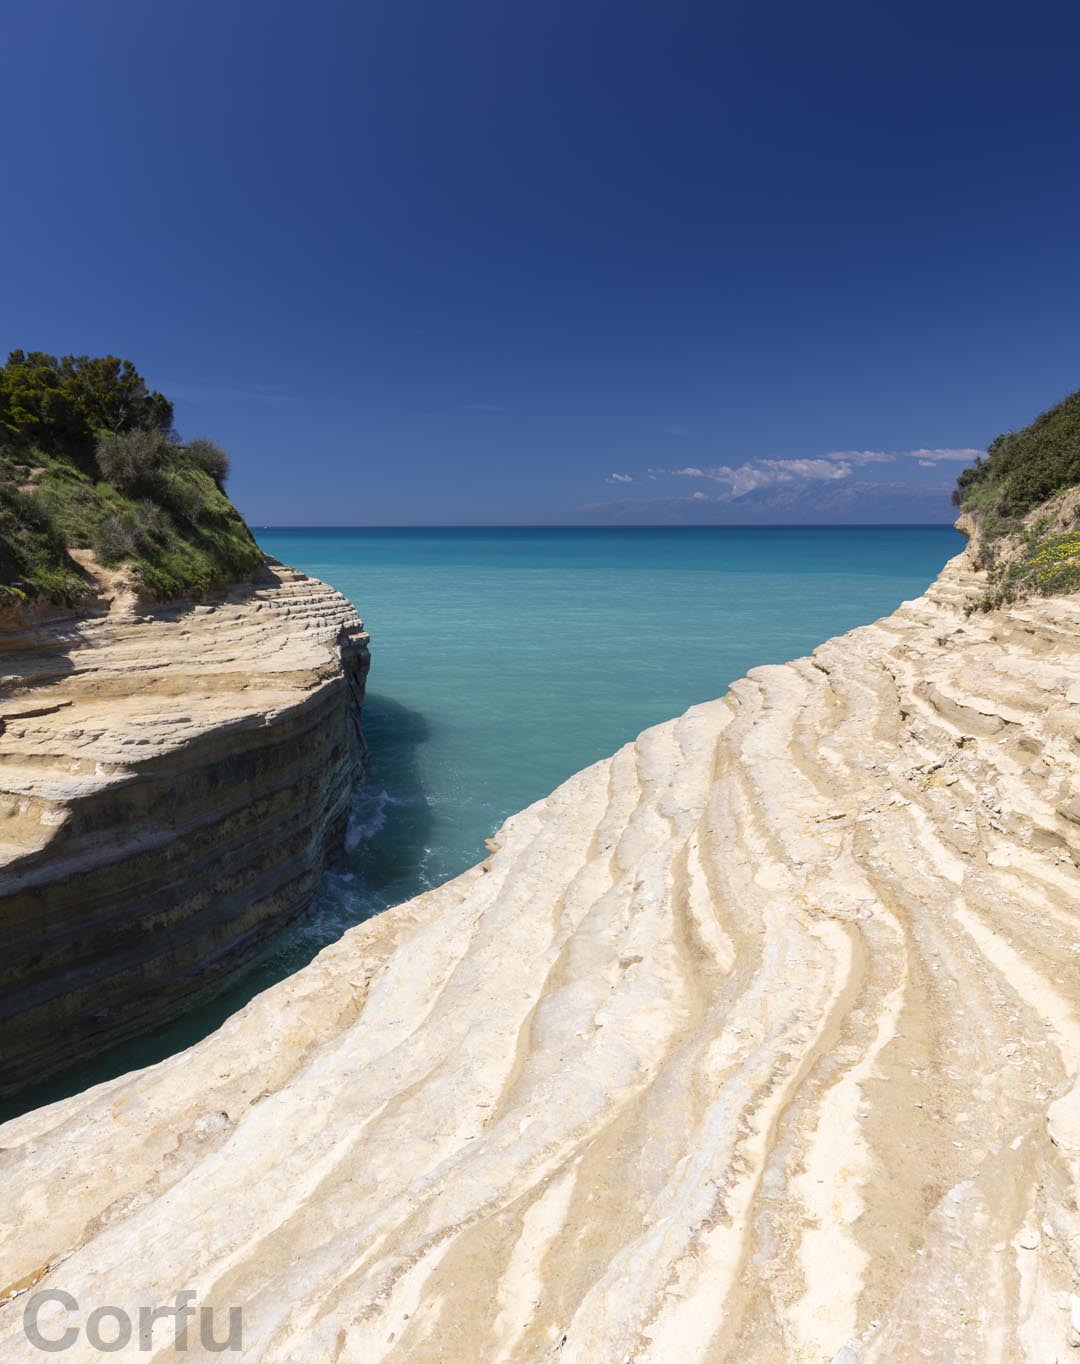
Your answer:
[0,562,368,1091]
[3,552,1080,1361]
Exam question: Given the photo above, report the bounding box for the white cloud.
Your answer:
[634,443,982,504]
[821,449,896,466]
[655,457,855,499]
[823,446,983,465]
[903,447,983,462]
[607,472,634,483]
[760,457,851,481]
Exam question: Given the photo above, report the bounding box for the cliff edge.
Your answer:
[2,547,1079,1361]
[0,562,369,1093]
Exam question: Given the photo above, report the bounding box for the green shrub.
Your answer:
[95,434,223,524]
[2,352,260,605]
[957,389,1080,520]
[0,351,172,468]
[133,498,171,547]
[0,483,86,601]
[91,513,136,565]
[976,529,1080,610]
[95,429,172,492]
[156,470,208,524]
[187,437,230,484]
[92,498,184,568]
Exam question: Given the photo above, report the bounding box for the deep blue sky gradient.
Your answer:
[3,0,1078,523]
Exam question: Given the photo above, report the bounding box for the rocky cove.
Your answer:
[3,540,1080,1361]
[3,4,1078,1350]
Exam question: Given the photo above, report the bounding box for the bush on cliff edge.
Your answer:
[955,388,1080,519]
[954,386,1080,609]
[0,352,262,604]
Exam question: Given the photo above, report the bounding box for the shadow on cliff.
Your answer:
[0,561,284,712]
[0,692,434,1125]
[339,691,437,904]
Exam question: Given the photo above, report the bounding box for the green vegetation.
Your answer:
[976,528,1080,612]
[0,479,83,604]
[955,388,1080,519]
[1,351,173,469]
[953,387,1080,610]
[0,352,262,605]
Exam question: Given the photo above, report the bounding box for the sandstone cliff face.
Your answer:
[0,563,369,1093]
[3,553,1080,1362]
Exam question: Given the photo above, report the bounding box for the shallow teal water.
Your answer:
[4,525,962,1118]
[259,526,963,940]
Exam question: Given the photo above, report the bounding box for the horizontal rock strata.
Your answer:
[0,563,368,1092]
[4,552,1080,1361]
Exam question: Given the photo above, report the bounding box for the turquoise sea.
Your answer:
[5,524,962,1117]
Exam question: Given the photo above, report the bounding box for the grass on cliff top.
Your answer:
[0,445,264,604]
[956,387,1080,520]
[954,386,1080,610]
[0,352,263,606]
[974,526,1080,613]
[0,471,85,605]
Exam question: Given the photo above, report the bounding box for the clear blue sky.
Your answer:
[4,0,1078,524]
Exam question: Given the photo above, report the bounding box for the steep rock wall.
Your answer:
[0,562,369,1092]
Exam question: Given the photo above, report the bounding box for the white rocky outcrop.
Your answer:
[3,550,1080,1361]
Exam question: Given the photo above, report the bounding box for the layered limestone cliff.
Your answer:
[4,549,1080,1361]
[0,562,369,1092]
